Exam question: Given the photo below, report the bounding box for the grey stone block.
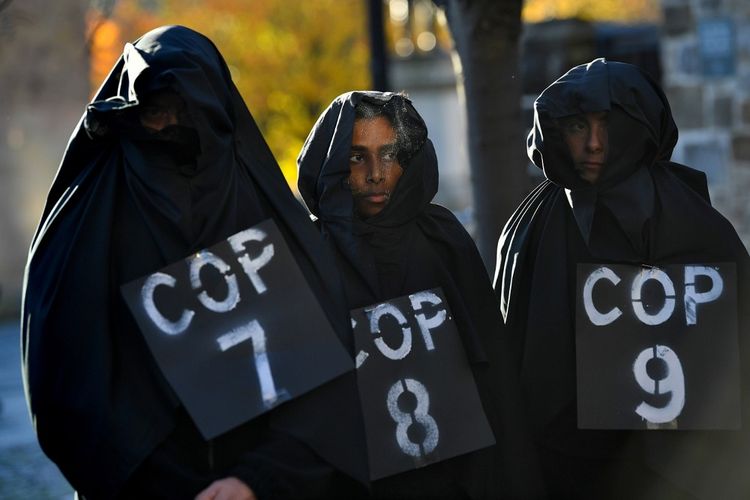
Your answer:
[683,140,727,183]
[732,134,750,162]
[714,95,734,127]
[667,85,705,129]
[664,5,694,36]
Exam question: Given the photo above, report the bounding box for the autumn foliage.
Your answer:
[87,0,371,185]
[522,0,660,23]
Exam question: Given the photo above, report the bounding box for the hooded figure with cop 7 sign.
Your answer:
[298,91,543,499]
[21,26,368,500]
[494,58,750,499]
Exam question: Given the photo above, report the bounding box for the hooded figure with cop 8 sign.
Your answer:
[297,91,542,499]
[21,25,369,499]
[494,58,750,499]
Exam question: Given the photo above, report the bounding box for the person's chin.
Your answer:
[576,165,601,184]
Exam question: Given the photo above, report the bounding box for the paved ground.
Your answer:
[0,318,73,499]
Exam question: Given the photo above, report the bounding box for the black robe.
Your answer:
[297,91,543,499]
[495,58,750,499]
[22,25,367,499]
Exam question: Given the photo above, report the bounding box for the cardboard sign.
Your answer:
[122,218,352,439]
[576,263,740,430]
[351,288,495,480]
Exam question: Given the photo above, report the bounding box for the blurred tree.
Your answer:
[522,0,660,23]
[88,0,371,185]
[434,0,525,271]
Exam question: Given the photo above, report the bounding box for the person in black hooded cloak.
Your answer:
[297,91,543,499]
[21,25,369,499]
[494,58,750,499]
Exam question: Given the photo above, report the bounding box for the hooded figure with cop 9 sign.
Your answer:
[494,58,750,499]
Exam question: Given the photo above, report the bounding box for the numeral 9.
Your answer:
[632,345,685,424]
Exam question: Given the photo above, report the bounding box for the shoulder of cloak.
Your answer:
[662,161,711,204]
[493,180,561,322]
[418,203,501,363]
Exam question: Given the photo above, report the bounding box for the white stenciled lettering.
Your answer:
[387,378,439,457]
[228,228,274,295]
[684,266,723,325]
[355,350,369,369]
[189,251,240,313]
[631,268,676,326]
[216,320,280,407]
[367,303,412,360]
[633,345,685,424]
[408,291,446,351]
[141,272,194,335]
[583,267,623,326]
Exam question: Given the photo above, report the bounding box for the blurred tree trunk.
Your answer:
[434,0,525,272]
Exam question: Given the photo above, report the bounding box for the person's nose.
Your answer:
[366,160,385,184]
[586,123,605,154]
[164,111,179,127]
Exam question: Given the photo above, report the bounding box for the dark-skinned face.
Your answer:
[348,116,404,218]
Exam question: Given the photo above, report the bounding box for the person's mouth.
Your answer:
[578,161,603,174]
[362,192,389,204]
[580,161,603,168]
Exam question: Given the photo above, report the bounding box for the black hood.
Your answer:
[527,58,679,249]
[298,90,435,227]
[298,91,438,299]
[528,57,678,190]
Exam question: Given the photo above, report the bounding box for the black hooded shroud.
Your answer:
[298,91,543,499]
[22,26,367,499]
[494,58,750,499]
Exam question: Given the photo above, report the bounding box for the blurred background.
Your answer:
[1,0,748,497]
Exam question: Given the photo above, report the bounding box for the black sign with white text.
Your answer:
[576,263,740,430]
[122,219,353,439]
[351,288,495,480]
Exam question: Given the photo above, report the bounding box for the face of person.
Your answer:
[560,111,608,184]
[139,89,188,132]
[348,116,404,218]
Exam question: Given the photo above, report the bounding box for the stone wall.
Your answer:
[661,0,750,248]
[0,0,89,316]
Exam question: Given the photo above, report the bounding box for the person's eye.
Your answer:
[349,153,364,163]
[564,121,586,134]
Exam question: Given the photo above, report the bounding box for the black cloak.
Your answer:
[494,58,750,499]
[298,91,543,499]
[22,25,367,499]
